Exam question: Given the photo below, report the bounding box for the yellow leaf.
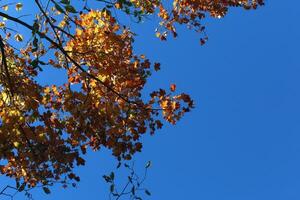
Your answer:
[14,34,23,42]
[1,91,10,104]
[13,141,20,148]
[2,5,8,11]
[15,3,23,11]
[0,22,5,28]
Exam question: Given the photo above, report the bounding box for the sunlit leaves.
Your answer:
[2,5,8,11]
[0,21,5,28]
[15,3,23,11]
[1,2,23,12]
[14,34,23,42]
[106,0,264,41]
[0,0,264,192]
[0,9,193,189]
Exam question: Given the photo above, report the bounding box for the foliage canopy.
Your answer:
[0,0,264,191]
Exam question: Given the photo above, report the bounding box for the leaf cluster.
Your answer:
[0,0,264,192]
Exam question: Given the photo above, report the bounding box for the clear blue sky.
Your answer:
[2,1,300,200]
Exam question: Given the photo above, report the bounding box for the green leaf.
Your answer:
[103,175,111,183]
[110,184,115,192]
[145,161,151,169]
[54,3,64,13]
[65,5,77,13]
[60,0,70,4]
[38,60,46,65]
[145,189,151,196]
[32,20,39,35]
[33,37,38,48]
[16,181,20,189]
[42,187,51,194]
[116,162,121,168]
[30,59,38,68]
[110,172,115,180]
[30,59,43,71]
[18,183,26,192]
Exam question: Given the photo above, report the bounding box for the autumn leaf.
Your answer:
[2,5,8,11]
[15,3,23,11]
[0,22,5,28]
[170,84,176,92]
[0,0,263,191]
[14,33,23,42]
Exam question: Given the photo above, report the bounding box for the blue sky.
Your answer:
[1,1,300,200]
